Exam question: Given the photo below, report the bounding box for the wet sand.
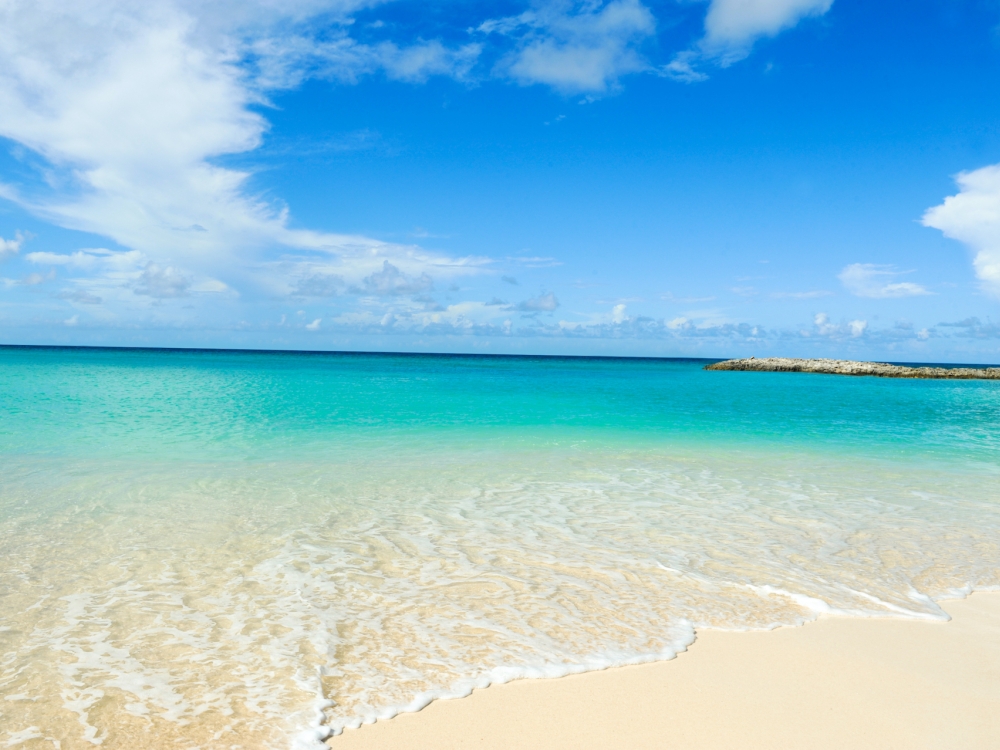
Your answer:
[334,592,1000,749]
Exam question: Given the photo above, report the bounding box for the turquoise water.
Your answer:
[2,347,997,460]
[1,347,999,749]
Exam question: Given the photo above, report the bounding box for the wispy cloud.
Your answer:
[770,289,833,299]
[702,0,833,62]
[661,292,717,303]
[0,0,484,314]
[666,0,833,81]
[938,317,1000,339]
[479,0,656,93]
[838,264,931,298]
[506,255,563,267]
[0,232,25,261]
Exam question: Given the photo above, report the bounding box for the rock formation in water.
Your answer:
[704,357,1000,380]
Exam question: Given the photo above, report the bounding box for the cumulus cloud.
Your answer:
[838,264,931,298]
[517,291,560,312]
[938,317,1000,339]
[361,260,434,296]
[133,263,192,298]
[23,246,229,313]
[26,249,107,268]
[813,311,836,335]
[293,272,345,297]
[702,0,833,61]
[58,289,103,305]
[0,232,24,261]
[809,312,866,339]
[923,164,1000,298]
[666,0,833,80]
[481,0,656,93]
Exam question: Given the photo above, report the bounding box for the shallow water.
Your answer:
[1,348,998,748]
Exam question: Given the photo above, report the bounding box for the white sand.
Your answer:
[333,592,1000,749]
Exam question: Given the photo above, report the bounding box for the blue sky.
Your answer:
[2,0,1000,361]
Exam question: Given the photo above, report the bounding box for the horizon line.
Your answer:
[1,343,996,369]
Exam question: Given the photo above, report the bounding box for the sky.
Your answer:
[1,0,1000,362]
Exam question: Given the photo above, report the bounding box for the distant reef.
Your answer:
[704,357,1000,380]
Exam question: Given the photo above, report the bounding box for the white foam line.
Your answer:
[306,622,697,744]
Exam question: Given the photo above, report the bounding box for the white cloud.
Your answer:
[923,164,1000,298]
[0,232,24,260]
[661,51,708,83]
[26,249,109,268]
[810,312,866,339]
[770,289,833,299]
[813,311,835,335]
[376,40,481,83]
[133,263,192,298]
[661,292,716,303]
[517,292,560,312]
[58,289,104,305]
[21,270,56,286]
[0,0,484,310]
[507,255,562,267]
[64,314,79,326]
[848,319,867,337]
[481,0,656,93]
[0,1,855,337]
[293,271,346,297]
[305,317,321,330]
[361,260,434,296]
[703,0,833,61]
[666,0,832,80]
[838,264,931,298]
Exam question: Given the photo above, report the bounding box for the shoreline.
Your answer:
[705,357,1000,379]
[333,592,1000,749]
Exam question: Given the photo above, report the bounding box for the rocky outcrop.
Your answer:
[704,357,1000,380]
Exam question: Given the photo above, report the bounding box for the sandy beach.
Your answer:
[335,592,1000,749]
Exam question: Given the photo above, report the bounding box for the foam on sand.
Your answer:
[334,593,1000,750]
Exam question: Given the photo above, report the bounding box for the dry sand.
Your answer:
[333,592,1000,749]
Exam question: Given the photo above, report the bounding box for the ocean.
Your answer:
[1,346,998,748]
